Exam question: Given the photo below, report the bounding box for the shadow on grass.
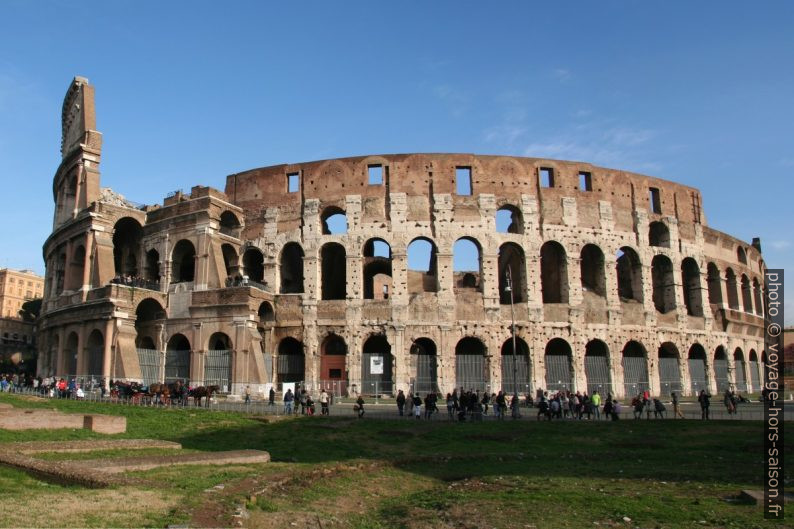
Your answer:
[2,393,791,489]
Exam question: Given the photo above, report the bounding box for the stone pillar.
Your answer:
[393,325,408,393]
[647,346,660,396]
[56,332,65,376]
[81,230,94,301]
[192,322,204,386]
[102,318,114,390]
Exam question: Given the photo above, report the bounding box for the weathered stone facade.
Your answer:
[37,77,768,398]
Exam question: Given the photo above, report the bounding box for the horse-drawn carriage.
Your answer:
[108,380,219,407]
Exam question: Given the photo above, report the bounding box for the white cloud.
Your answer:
[769,240,791,250]
[552,68,572,82]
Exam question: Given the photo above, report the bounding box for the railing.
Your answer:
[110,276,161,291]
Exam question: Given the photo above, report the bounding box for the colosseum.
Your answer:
[36,77,769,399]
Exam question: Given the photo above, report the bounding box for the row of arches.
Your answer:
[269,334,766,397]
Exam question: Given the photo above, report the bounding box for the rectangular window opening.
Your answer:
[579,171,592,191]
[287,172,300,193]
[455,166,472,195]
[540,167,554,188]
[329,368,342,379]
[368,164,383,185]
[649,187,662,214]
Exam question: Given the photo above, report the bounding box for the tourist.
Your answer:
[653,398,666,419]
[283,388,294,415]
[611,400,621,420]
[268,387,275,407]
[723,389,735,415]
[591,391,601,420]
[480,392,490,415]
[671,392,685,419]
[356,395,365,418]
[698,390,711,419]
[510,393,521,419]
[244,385,251,405]
[396,389,406,416]
[319,388,329,415]
[424,394,434,419]
[412,394,422,419]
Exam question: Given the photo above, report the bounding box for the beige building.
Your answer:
[0,269,43,319]
[37,77,770,397]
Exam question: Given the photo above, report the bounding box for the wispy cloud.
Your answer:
[769,240,791,250]
[778,157,794,168]
[552,68,572,83]
[433,84,471,118]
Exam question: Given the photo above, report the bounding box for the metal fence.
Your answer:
[455,354,488,392]
[584,355,610,396]
[204,349,232,392]
[544,354,572,392]
[136,348,160,386]
[688,358,708,394]
[734,362,747,392]
[501,355,530,395]
[658,357,683,396]
[621,356,649,396]
[749,361,760,392]
[714,359,729,392]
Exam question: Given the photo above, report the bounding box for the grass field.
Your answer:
[0,393,790,529]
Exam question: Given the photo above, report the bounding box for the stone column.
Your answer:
[102,318,114,390]
[81,230,94,301]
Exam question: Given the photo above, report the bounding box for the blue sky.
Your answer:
[0,1,792,322]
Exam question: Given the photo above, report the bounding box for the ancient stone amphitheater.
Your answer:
[37,77,768,399]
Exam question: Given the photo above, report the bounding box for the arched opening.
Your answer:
[136,336,156,349]
[540,241,568,303]
[320,334,348,395]
[113,217,143,278]
[749,349,761,392]
[714,346,729,392]
[753,278,763,315]
[651,255,676,313]
[221,244,238,278]
[725,268,740,310]
[258,301,275,323]
[407,237,438,293]
[453,237,482,291]
[740,274,753,313]
[242,247,265,283]
[733,348,747,392]
[501,337,530,395]
[622,341,649,396]
[658,342,682,395]
[219,211,241,238]
[544,338,572,392]
[321,206,347,235]
[498,243,526,304]
[362,335,393,395]
[737,246,747,265]
[706,262,722,305]
[584,340,610,396]
[55,252,67,294]
[205,332,232,390]
[67,245,85,290]
[280,243,304,294]
[165,334,191,383]
[277,337,304,384]
[580,244,606,297]
[455,336,488,392]
[681,258,703,316]
[144,249,160,283]
[86,329,104,378]
[648,221,670,248]
[135,298,164,384]
[495,205,523,234]
[171,240,196,283]
[363,238,392,300]
[616,247,643,302]
[411,337,437,394]
[687,344,708,394]
[65,332,79,375]
[321,243,347,300]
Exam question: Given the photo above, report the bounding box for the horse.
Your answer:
[147,383,171,406]
[189,385,220,407]
[167,381,188,406]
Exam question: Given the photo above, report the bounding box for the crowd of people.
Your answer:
[0,373,107,399]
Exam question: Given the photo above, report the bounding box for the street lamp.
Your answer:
[504,267,519,417]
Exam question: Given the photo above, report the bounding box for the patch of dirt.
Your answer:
[0,488,179,528]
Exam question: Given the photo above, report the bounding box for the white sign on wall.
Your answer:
[370,355,384,375]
